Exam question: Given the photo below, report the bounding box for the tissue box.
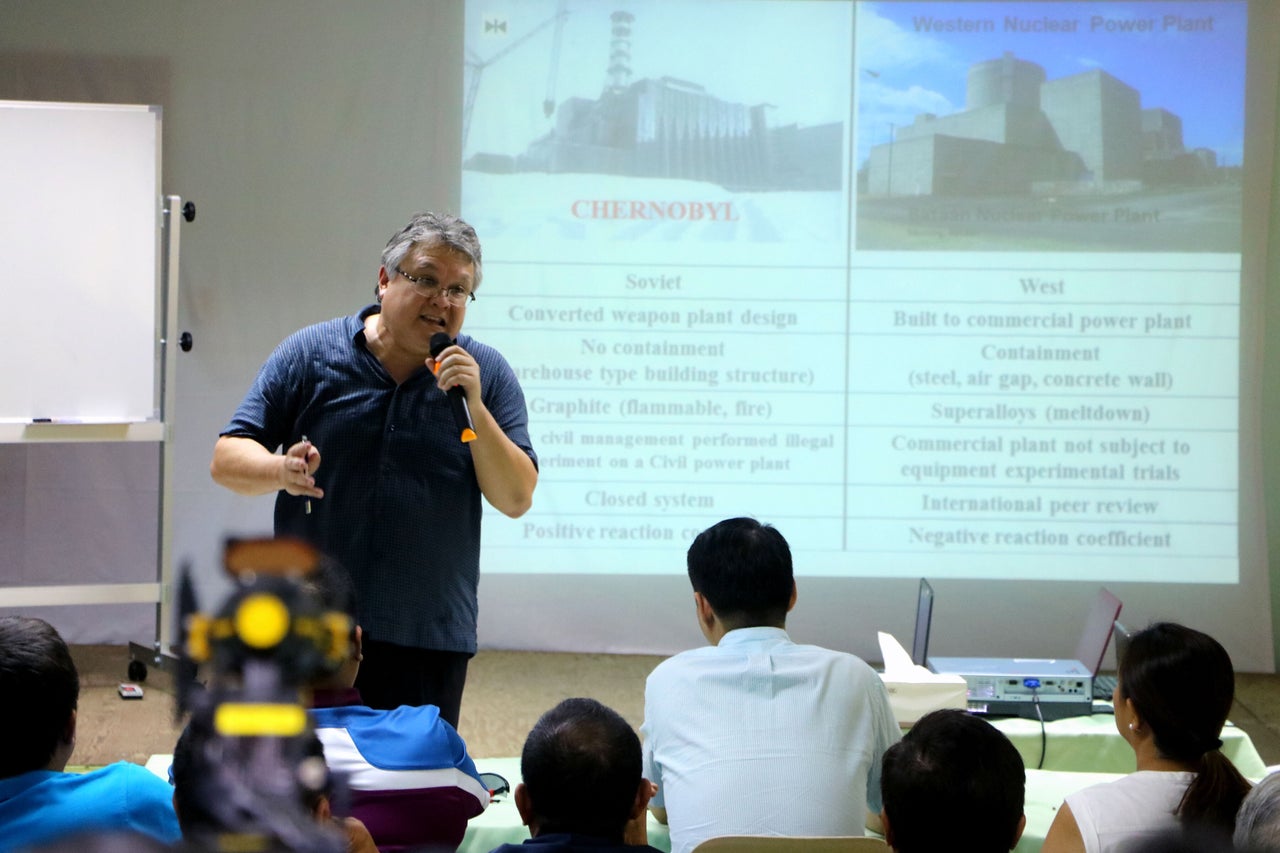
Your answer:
[878,673,968,726]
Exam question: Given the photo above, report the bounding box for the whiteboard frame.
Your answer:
[0,100,162,425]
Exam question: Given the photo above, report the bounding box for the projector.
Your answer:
[933,660,1095,721]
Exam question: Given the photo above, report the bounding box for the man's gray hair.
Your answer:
[1234,771,1280,851]
[380,212,483,290]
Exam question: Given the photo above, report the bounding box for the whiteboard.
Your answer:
[0,101,160,423]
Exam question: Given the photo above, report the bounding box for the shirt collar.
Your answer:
[309,687,364,709]
[717,625,790,647]
[351,304,472,351]
[353,304,380,346]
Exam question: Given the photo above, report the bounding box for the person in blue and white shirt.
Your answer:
[301,553,490,853]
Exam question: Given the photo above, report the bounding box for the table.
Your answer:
[1014,769,1122,852]
[144,716,1268,853]
[987,713,1267,779]
[459,762,1177,853]
[461,758,1107,853]
[461,716,1268,853]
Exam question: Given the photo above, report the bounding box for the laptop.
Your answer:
[873,578,935,675]
[924,585,1123,693]
[911,578,934,667]
[1093,619,1133,701]
[1073,590,1125,698]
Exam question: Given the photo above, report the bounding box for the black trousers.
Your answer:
[354,638,471,730]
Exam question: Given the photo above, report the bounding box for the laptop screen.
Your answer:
[1074,588,1123,675]
[1112,620,1133,670]
[911,578,934,667]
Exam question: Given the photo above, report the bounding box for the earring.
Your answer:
[1128,722,1135,730]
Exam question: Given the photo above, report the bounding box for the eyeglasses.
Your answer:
[478,772,510,798]
[396,267,475,305]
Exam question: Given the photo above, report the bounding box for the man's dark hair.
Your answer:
[297,553,359,626]
[881,709,1025,853]
[0,616,80,777]
[520,698,642,842]
[686,517,793,627]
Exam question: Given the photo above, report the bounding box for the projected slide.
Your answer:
[461,0,1245,584]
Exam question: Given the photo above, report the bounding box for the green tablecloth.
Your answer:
[988,713,1267,779]
[142,716,1267,853]
[462,718,1267,853]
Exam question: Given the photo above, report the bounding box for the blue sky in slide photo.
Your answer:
[855,1,1247,168]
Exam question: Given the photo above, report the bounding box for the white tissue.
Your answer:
[876,631,969,724]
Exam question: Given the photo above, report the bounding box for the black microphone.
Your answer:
[430,332,477,443]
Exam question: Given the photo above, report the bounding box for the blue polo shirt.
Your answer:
[221,305,536,653]
[0,763,182,852]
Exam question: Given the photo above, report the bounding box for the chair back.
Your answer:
[692,836,889,853]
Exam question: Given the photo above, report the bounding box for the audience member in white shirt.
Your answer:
[640,517,901,853]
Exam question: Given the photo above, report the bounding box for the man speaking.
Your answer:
[211,212,538,727]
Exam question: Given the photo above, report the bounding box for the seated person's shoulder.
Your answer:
[645,647,715,683]
[788,641,878,673]
[3,762,180,847]
[57,761,173,798]
[85,762,179,812]
[317,703,469,759]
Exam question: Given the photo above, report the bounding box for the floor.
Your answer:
[67,645,664,766]
[66,645,1280,771]
[1228,672,1280,767]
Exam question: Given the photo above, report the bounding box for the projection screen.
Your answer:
[461,0,1266,593]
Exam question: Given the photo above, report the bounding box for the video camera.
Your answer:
[174,537,353,853]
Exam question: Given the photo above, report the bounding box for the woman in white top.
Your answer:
[1041,622,1252,853]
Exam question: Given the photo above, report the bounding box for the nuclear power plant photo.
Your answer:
[863,51,1224,197]
[855,43,1243,252]
[464,8,843,192]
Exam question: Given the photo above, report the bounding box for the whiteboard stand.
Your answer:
[126,194,189,681]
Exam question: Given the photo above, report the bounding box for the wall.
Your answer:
[0,0,1276,674]
[0,0,463,639]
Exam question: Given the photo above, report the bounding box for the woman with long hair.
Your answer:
[1041,622,1252,853]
